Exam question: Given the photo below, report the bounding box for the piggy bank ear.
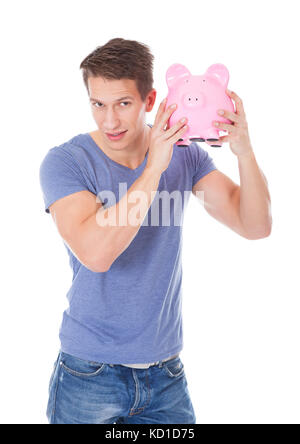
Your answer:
[205,64,229,87]
[166,64,191,88]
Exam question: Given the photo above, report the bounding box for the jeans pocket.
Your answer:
[60,351,106,377]
[163,357,185,378]
[48,352,60,393]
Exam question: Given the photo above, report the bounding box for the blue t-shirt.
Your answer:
[39,124,217,364]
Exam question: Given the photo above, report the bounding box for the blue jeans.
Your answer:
[47,351,196,424]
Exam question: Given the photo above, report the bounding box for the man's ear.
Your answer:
[145,89,157,112]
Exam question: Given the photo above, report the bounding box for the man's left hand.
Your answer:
[211,89,253,157]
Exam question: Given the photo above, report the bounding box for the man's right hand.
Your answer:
[146,98,188,174]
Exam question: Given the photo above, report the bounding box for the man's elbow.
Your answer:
[83,253,112,273]
[244,222,272,240]
[93,263,112,273]
[93,258,113,272]
[89,249,121,272]
[87,263,111,273]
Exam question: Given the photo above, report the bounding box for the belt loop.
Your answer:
[158,359,164,368]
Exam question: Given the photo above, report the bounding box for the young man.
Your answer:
[39,38,272,425]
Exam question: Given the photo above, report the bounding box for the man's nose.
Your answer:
[103,109,120,127]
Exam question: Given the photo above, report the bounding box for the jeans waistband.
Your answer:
[119,353,179,369]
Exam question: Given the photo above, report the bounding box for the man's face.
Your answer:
[88,76,156,150]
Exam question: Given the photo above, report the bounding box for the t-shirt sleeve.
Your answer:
[39,147,90,214]
[189,142,218,187]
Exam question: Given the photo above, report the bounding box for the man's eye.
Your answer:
[93,102,130,108]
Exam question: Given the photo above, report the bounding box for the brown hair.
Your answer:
[79,38,154,102]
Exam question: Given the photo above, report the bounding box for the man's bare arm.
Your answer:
[76,166,161,271]
[49,166,161,272]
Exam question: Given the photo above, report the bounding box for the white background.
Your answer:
[0,0,299,424]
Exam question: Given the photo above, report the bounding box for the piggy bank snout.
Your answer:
[182,91,205,108]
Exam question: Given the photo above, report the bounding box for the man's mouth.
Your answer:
[106,130,127,140]
[107,131,126,135]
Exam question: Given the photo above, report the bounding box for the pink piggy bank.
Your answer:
[165,63,235,147]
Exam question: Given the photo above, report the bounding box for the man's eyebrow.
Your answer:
[89,96,134,102]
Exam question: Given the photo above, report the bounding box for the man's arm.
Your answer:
[192,154,272,240]
[192,170,249,238]
[50,166,162,273]
[193,89,272,240]
[236,150,272,238]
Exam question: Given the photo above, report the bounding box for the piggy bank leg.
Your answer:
[206,140,222,147]
[176,138,189,147]
[190,137,205,142]
[206,130,222,147]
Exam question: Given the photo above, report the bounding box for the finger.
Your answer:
[213,121,236,132]
[226,90,245,117]
[157,103,177,132]
[164,116,187,139]
[217,109,239,123]
[153,98,168,127]
[168,123,188,143]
